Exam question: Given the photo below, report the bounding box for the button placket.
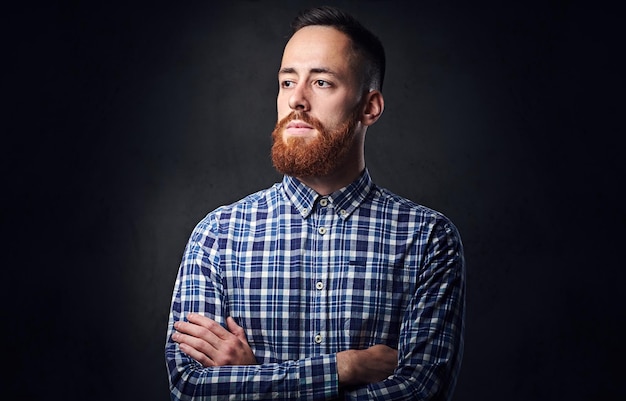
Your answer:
[311,196,333,349]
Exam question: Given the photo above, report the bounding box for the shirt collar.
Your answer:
[281,169,374,220]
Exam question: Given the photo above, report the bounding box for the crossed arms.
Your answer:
[165,214,465,400]
[172,313,397,386]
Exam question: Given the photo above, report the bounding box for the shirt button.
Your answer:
[302,208,308,214]
[319,198,328,207]
[316,281,324,290]
[340,209,347,217]
[318,227,327,235]
[314,334,323,344]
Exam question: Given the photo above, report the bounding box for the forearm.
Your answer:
[336,345,397,387]
[341,365,450,401]
[337,348,457,401]
[166,347,339,401]
[166,280,341,399]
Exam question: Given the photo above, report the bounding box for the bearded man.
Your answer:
[165,6,465,401]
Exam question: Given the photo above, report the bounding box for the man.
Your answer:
[165,6,465,400]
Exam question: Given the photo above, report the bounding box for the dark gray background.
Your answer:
[4,1,623,400]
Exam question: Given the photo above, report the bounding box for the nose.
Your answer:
[288,83,310,111]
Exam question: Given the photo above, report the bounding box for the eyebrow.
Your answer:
[278,67,338,76]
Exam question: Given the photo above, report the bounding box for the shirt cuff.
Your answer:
[298,354,339,400]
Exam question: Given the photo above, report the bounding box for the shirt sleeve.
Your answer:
[344,218,466,401]
[164,215,341,401]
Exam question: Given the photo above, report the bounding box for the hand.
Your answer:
[336,344,398,387]
[172,314,257,367]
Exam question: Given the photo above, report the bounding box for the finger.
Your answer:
[176,316,226,349]
[187,313,232,340]
[174,320,217,342]
[178,342,214,368]
[226,317,247,341]
[172,330,220,366]
[172,330,212,353]
[173,321,222,355]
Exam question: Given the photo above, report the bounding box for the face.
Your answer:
[271,26,366,177]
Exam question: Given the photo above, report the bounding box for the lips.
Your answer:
[284,119,316,138]
[286,120,313,129]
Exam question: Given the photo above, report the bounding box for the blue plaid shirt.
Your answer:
[165,169,465,400]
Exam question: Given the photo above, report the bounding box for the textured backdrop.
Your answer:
[4,1,623,400]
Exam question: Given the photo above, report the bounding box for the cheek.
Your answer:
[276,94,290,118]
[322,112,349,131]
[319,99,358,127]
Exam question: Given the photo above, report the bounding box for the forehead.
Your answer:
[281,26,355,74]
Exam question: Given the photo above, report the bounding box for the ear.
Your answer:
[361,90,384,126]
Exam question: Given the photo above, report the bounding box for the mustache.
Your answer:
[276,111,326,134]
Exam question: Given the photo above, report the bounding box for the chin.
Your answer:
[283,134,317,146]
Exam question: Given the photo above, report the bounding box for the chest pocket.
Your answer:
[334,258,411,348]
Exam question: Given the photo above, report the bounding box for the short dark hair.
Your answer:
[291,6,386,91]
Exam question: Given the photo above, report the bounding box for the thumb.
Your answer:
[226,316,247,341]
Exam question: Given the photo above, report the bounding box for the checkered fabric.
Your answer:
[165,169,465,400]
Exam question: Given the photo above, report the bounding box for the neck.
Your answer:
[297,146,365,196]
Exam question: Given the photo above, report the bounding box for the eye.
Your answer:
[314,80,332,88]
[281,80,295,88]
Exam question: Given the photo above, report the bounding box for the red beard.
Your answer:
[271,109,360,177]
